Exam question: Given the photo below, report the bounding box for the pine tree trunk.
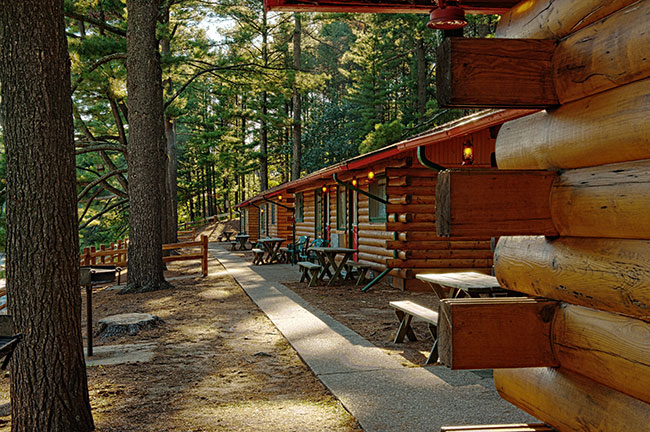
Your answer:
[259,9,269,191]
[0,1,95,430]
[416,36,427,120]
[125,0,169,293]
[291,15,302,181]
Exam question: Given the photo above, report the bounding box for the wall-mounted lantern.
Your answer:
[462,139,474,165]
[352,179,358,187]
[278,195,283,201]
[322,185,328,193]
[367,171,376,182]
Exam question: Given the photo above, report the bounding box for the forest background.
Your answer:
[0,0,497,251]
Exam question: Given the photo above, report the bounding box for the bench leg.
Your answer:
[308,269,319,287]
[356,268,369,286]
[394,310,417,343]
[300,268,308,283]
[426,323,438,364]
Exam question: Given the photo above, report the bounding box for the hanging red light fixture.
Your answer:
[462,138,474,165]
[427,0,468,31]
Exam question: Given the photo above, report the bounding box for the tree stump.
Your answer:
[94,313,163,339]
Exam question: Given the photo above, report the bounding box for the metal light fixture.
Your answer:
[322,185,328,193]
[428,0,468,30]
[278,195,283,201]
[352,179,358,187]
[462,139,474,165]
[367,171,375,182]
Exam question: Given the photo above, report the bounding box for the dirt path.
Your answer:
[0,259,361,432]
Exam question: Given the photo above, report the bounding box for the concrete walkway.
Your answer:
[211,246,535,432]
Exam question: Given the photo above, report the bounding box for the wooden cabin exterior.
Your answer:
[264,0,650,430]
[237,185,294,246]
[241,110,531,290]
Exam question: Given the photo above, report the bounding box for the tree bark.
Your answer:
[124,0,170,293]
[259,9,269,191]
[160,2,178,244]
[291,13,302,181]
[416,36,427,120]
[0,1,94,430]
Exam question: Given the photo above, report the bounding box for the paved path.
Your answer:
[211,246,535,432]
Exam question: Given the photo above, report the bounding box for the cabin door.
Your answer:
[350,187,358,260]
[315,189,327,240]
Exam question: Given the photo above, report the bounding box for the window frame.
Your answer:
[336,186,347,230]
[368,176,387,223]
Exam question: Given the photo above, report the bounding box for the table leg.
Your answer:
[328,252,351,286]
[315,252,332,283]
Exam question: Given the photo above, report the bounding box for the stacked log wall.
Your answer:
[389,138,495,290]
[243,204,260,242]
[295,189,316,241]
[276,204,293,246]
[489,1,650,429]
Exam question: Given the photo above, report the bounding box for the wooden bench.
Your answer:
[344,262,371,286]
[298,261,322,287]
[441,424,555,431]
[0,315,21,370]
[252,248,265,265]
[389,300,439,364]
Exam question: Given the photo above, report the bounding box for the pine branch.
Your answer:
[65,11,126,37]
[71,53,127,92]
[77,169,128,201]
[79,199,129,230]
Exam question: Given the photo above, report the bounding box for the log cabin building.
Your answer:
[264,0,650,430]
[238,109,532,290]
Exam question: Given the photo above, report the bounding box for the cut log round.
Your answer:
[95,313,163,339]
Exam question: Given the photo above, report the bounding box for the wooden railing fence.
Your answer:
[80,234,209,277]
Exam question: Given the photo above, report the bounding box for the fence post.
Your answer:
[90,246,96,265]
[82,247,91,266]
[201,234,208,277]
[100,244,106,264]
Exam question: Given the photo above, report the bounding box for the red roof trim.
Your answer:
[236,109,537,207]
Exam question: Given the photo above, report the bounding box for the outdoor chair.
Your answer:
[279,235,310,264]
[300,238,329,263]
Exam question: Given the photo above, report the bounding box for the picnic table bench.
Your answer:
[389,300,439,364]
[0,316,21,370]
[416,271,508,300]
[298,261,322,287]
[308,247,356,286]
[218,231,236,242]
[252,238,284,265]
[343,262,371,286]
[232,234,250,251]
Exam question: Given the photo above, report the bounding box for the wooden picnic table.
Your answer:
[221,231,235,242]
[416,271,508,301]
[308,247,357,286]
[233,234,250,251]
[257,237,285,264]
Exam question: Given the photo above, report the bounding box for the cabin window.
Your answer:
[337,186,347,230]
[315,189,327,239]
[260,205,266,235]
[296,193,304,222]
[369,176,387,223]
[244,208,248,234]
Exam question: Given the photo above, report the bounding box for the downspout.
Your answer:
[417,145,446,172]
[263,195,297,264]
